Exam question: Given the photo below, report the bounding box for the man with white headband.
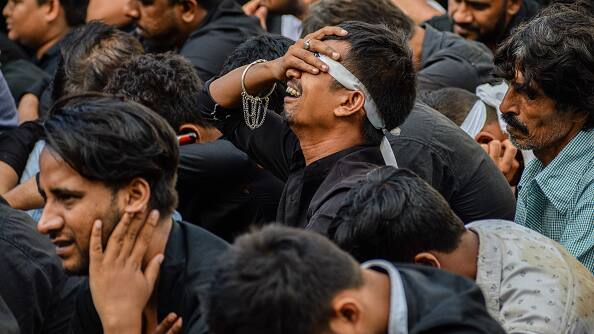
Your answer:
[197,21,415,230]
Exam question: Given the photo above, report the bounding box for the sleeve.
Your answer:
[0,121,44,178]
[417,53,482,92]
[197,81,301,181]
[0,72,17,130]
[563,177,594,272]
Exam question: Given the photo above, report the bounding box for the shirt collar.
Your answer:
[518,129,594,212]
[361,260,409,334]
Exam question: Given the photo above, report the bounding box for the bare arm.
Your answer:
[0,162,18,194]
[3,176,44,210]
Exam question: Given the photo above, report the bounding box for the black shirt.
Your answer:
[0,294,19,334]
[0,197,83,334]
[418,24,496,92]
[425,0,541,48]
[36,41,61,76]
[198,84,516,231]
[69,220,229,334]
[179,0,263,81]
[177,139,283,241]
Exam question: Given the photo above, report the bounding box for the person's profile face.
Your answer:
[447,0,508,43]
[3,0,50,49]
[37,148,123,275]
[127,0,183,51]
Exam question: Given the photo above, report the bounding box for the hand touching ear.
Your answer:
[89,210,164,334]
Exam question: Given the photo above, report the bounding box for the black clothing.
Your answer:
[0,121,44,178]
[36,42,61,76]
[0,294,19,334]
[425,0,541,47]
[418,24,496,92]
[0,197,83,334]
[177,139,283,241]
[197,83,516,231]
[70,220,229,334]
[0,33,50,102]
[369,262,506,333]
[179,0,263,81]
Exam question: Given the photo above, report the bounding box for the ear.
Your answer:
[176,0,201,24]
[413,252,442,268]
[333,90,365,119]
[328,293,363,334]
[506,0,522,17]
[121,177,151,215]
[474,130,496,144]
[179,124,202,143]
[44,0,62,23]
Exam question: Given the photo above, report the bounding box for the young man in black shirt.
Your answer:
[36,96,228,333]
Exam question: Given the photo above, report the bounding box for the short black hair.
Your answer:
[105,52,206,131]
[419,88,498,126]
[495,3,594,130]
[37,0,88,26]
[44,95,179,216]
[324,21,416,144]
[52,21,144,101]
[220,34,294,113]
[206,225,363,334]
[302,0,415,38]
[328,166,465,263]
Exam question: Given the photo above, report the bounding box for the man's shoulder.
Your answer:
[179,220,229,252]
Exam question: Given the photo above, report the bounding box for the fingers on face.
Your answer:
[129,210,160,266]
[104,212,132,259]
[89,220,104,264]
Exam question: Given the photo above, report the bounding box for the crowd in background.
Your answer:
[0,0,592,333]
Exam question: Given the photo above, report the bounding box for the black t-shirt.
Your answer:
[197,83,516,231]
[0,198,83,334]
[69,220,229,334]
[176,139,283,241]
[179,0,263,81]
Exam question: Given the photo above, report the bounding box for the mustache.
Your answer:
[501,113,529,134]
[454,22,481,33]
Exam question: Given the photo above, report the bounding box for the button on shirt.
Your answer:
[468,220,594,333]
[515,130,594,272]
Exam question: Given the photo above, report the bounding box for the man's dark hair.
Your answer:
[105,52,206,131]
[328,166,465,263]
[220,34,294,113]
[419,88,498,126]
[52,21,144,101]
[324,21,416,144]
[37,0,88,26]
[302,0,415,38]
[44,95,179,216]
[206,225,363,334]
[495,3,594,130]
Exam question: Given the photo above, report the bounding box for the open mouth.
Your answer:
[53,239,75,257]
[285,81,302,98]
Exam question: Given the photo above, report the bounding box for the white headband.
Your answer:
[460,100,487,139]
[316,53,398,167]
[475,82,508,134]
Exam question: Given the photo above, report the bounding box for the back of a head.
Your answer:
[302,0,415,38]
[207,225,363,334]
[220,34,294,113]
[44,94,179,216]
[104,52,205,131]
[420,88,480,126]
[52,21,144,101]
[495,3,594,130]
[327,21,416,144]
[328,166,465,263]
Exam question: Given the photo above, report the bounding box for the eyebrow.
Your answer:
[48,188,85,199]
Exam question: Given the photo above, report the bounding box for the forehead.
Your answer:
[39,148,96,193]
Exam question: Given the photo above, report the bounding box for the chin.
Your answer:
[62,257,89,276]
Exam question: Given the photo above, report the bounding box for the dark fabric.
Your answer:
[377,263,506,333]
[69,220,229,334]
[424,0,541,47]
[197,82,516,231]
[0,72,17,131]
[0,294,19,334]
[179,0,263,81]
[0,121,44,178]
[36,42,61,76]
[177,139,283,241]
[0,33,49,102]
[0,200,83,334]
[418,24,496,92]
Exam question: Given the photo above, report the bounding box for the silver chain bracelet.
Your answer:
[241,59,277,130]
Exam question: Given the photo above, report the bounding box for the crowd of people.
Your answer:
[0,0,592,333]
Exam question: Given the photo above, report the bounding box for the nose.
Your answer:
[451,2,473,24]
[38,206,65,236]
[499,86,517,115]
[124,0,140,19]
[3,2,12,18]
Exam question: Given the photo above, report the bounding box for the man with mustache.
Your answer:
[426,0,539,51]
[495,4,594,272]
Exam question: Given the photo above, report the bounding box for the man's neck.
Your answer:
[409,26,425,71]
[439,230,479,280]
[361,268,392,334]
[36,30,66,60]
[294,127,366,166]
[534,122,584,166]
